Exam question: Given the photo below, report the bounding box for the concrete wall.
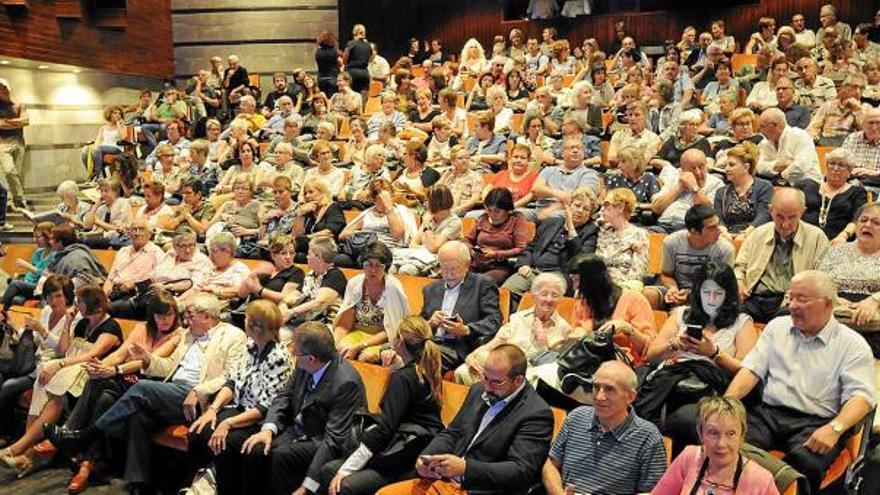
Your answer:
[172,0,339,93]
[0,64,163,189]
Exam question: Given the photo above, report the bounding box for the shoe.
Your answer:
[43,424,90,453]
[32,439,56,458]
[67,460,93,494]
[0,449,33,478]
[0,223,13,231]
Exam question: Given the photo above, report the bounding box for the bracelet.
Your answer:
[258,286,265,297]
[668,338,680,352]
[115,365,122,376]
[59,359,66,368]
[709,344,721,360]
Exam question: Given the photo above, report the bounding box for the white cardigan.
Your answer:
[334,273,410,343]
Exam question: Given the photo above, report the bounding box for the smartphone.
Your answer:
[471,245,484,253]
[685,324,703,340]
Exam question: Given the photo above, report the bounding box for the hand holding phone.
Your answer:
[684,323,703,340]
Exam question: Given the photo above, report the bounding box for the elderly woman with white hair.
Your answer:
[485,85,513,135]
[53,180,91,228]
[650,109,713,173]
[455,272,582,386]
[340,144,392,205]
[797,147,869,241]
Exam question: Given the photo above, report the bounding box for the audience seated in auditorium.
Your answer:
[725,270,875,493]
[794,57,837,112]
[392,141,440,203]
[321,316,444,495]
[395,185,462,276]
[458,272,577,386]
[639,262,757,425]
[650,149,724,233]
[466,188,532,284]
[651,109,714,174]
[607,102,661,168]
[82,105,125,181]
[292,178,347,264]
[798,148,868,241]
[337,180,418,268]
[466,111,508,173]
[503,185,598,307]
[543,361,667,494]
[734,188,829,323]
[334,241,409,363]
[842,107,880,184]
[236,234,304,317]
[420,240,502,372]
[43,224,108,284]
[653,396,780,495]
[178,232,251,307]
[51,290,182,493]
[774,77,811,130]
[104,218,164,315]
[187,300,292,495]
[378,344,553,495]
[253,176,300,240]
[303,140,347,199]
[527,136,601,221]
[82,178,133,249]
[807,72,872,147]
[47,292,245,494]
[714,142,774,239]
[645,205,735,310]
[280,237,347,331]
[1,222,55,310]
[1,285,121,478]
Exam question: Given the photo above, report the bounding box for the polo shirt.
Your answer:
[550,406,667,494]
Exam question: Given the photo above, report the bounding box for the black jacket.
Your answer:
[515,216,598,272]
[263,355,366,483]
[422,382,554,494]
[420,272,502,362]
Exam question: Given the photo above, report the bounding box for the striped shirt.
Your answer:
[549,406,667,494]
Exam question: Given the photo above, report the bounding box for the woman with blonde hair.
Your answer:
[653,396,779,494]
[188,300,293,494]
[292,178,346,262]
[715,141,773,238]
[321,316,444,495]
[457,38,487,77]
[303,139,347,199]
[596,188,650,289]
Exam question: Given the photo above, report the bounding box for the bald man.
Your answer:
[726,270,874,493]
[755,108,823,186]
[734,188,830,322]
[649,148,724,233]
[543,361,667,494]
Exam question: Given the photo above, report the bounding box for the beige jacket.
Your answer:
[145,322,246,403]
[734,220,829,294]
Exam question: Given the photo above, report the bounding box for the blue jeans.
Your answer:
[0,373,34,435]
[140,123,166,149]
[2,279,37,309]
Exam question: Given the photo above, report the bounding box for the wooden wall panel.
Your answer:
[0,2,173,78]
[339,0,875,61]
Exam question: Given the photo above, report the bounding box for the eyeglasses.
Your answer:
[482,375,510,387]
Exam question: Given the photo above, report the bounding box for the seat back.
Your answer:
[517,292,578,324]
[1,243,36,276]
[350,360,393,413]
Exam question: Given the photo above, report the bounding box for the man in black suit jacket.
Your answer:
[420,241,502,371]
[377,344,554,495]
[229,322,365,495]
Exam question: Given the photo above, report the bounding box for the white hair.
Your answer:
[792,270,838,301]
[56,180,79,198]
[530,272,567,295]
[188,293,222,319]
[678,109,704,128]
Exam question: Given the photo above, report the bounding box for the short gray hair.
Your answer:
[208,231,237,251]
[530,272,567,295]
[188,293,222,319]
[309,237,337,263]
[364,143,386,164]
[439,240,471,265]
[825,148,853,168]
[793,270,838,302]
[173,227,197,245]
[678,109,703,129]
[57,180,79,198]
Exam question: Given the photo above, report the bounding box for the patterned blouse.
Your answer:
[818,243,880,301]
[603,171,660,204]
[716,184,756,234]
[440,170,484,210]
[595,223,650,284]
[354,296,385,333]
[226,339,292,414]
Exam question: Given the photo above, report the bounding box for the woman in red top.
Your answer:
[486,143,539,208]
[465,187,532,284]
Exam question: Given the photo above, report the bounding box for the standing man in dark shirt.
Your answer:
[223,55,250,109]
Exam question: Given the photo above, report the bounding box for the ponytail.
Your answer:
[418,340,444,403]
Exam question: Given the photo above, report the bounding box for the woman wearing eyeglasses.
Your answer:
[652,396,780,495]
[797,148,868,242]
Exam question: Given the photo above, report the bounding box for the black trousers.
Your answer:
[65,376,131,463]
[187,407,261,495]
[743,292,785,323]
[227,429,318,495]
[319,458,400,495]
[746,402,848,494]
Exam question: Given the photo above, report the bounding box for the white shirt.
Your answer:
[756,126,823,183]
[655,173,724,223]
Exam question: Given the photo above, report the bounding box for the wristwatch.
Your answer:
[829,420,845,434]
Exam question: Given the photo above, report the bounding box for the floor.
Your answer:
[0,465,128,494]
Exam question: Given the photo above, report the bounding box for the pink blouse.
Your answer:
[652,446,780,495]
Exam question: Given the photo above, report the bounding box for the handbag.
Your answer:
[348,410,433,471]
[339,231,378,261]
[556,330,630,394]
[0,323,36,377]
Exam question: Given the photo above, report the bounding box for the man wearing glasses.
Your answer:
[807,73,872,147]
[378,345,553,495]
[104,218,165,316]
[794,58,837,113]
[45,293,247,495]
[773,77,811,130]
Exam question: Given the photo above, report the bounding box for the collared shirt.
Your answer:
[754,231,794,295]
[654,173,724,224]
[172,331,210,387]
[153,251,212,287]
[107,242,165,285]
[94,197,132,238]
[437,280,464,340]
[807,99,871,140]
[549,406,667,494]
[756,126,823,184]
[649,103,682,143]
[742,315,876,417]
[609,127,662,165]
[842,131,880,171]
[781,104,811,130]
[795,76,837,112]
[536,165,601,207]
[468,381,526,450]
[146,137,191,168]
